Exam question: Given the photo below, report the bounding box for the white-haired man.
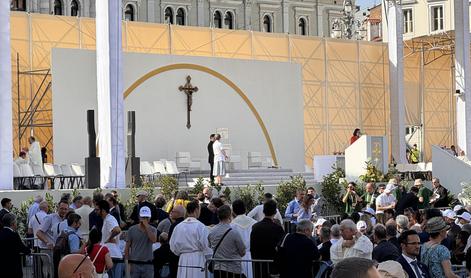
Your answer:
[330,219,373,264]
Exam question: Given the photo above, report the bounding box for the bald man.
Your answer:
[58,254,95,278]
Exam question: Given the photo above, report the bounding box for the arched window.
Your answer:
[54,0,63,15]
[124,4,134,21]
[263,15,272,32]
[176,8,185,25]
[213,11,222,28]
[11,0,26,11]
[164,7,174,24]
[71,0,79,16]
[298,18,307,35]
[224,12,234,29]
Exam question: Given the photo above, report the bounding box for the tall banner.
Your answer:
[0,2,13,189]
[96,0,126,188]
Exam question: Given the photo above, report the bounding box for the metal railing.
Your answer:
[452,265,469,278]
[203,258,274,278]
[22,252,53,278]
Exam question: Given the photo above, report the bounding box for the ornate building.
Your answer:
[10,0,346,37]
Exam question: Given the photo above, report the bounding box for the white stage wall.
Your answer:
[52,49,304,172]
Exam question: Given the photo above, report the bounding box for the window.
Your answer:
[263,15,272,32]
[54,0,63,15]
[224,12,234,29]
[431,5,443,32]
[214,11,222,28]
[164,7,173,24]
[124,4,134,21]
[403,9,413,33]
[298,18,307,35]
[71,0,79,16]
[11,0,26,11]
[176,8,185,25]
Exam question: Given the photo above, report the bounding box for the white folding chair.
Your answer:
[248,152,262,168]
[166,160,187,184]
[60,164,76,189]
[44,163,61,189]
[71,163,85,188]
[153,161,169,176]
[176,152,191,171]
[13,163,24,190]
[140,161,158,182]
[19,164,41,189]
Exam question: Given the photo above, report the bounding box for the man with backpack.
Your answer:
[53,213,82,278]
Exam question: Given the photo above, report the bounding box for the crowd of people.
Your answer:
[0,175,470,278]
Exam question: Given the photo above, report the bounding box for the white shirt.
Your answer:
[38,213,63,248]
[402,253,423,278]
[375,193,396,213]
[75,205,94,240]
[169,217,211,256]
[213,140,225,162]
[102,214,122,259]
[247,204,284,224]
[330,235,373,264]
[14,157,29,166]
[28,141,43,166]
[28,210,47,247]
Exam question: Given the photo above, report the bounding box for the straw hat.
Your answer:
[377,260,408,278]
[425,217,449,233]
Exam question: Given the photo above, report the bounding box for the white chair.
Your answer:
[44,163,61,189]
[61,164,77,189]
[140,161,158,182]
[19,164,43,189]
[165,160,187,184]
[71,163,85,188]
[13,163,24,190]
[248,152,263,168]
[153,161,169,175]
[176,152,191,171]
[425,162,433,180]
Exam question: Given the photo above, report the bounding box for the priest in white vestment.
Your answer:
[330,219,373,264]
[27,136,43,166]
[231,200,257,278]
[170,201,211,278]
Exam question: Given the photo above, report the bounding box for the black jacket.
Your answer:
[278,233,319,278]
[250,218,285,260]
[397,254,431,278]
[0,227,31,278]
[434,186,449,208]
[396,192,419,215]
[372,240,400,263]
[0,208,9,228]
[130,201,159,224]
[208,141,214,164]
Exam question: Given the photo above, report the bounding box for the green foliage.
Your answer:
[45,192,56,212]
[222,187,232,203]
[190,177,206,195]
[359,161,385,183]
[124,182,157,221]
[275,175,306,213]
[72,188,80,199]
[233,183,265,212]
[320,167,346,214]
[459,182,471,205]
[12,197,34,239]
[158,176,179,200]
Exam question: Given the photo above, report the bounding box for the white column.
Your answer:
[0,1,13,189]
[454,0,471,155]
[96,0,126,188]
[387,0,406,163]
[282,0,289,33]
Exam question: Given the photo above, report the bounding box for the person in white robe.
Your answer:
[247,193,284,226]
[231,200,257,278]
[27,136,42,166]
[330,219,373,265]
[170,200,211,278]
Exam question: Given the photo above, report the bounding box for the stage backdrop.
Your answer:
[51,48,304,171]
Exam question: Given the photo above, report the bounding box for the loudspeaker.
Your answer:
[127,111,136,157]
[125,111,141,186]
[87,110,97,157]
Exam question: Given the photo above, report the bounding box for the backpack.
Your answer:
[53,230,73,257]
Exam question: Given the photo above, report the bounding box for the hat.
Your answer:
[425,216,449,233]
[454,205,464,212]
[356,220,367,231]
[136,190,149,197]
[388,178,397,185]
[377,261,407,278]
[414,179,423,186]
[139,206,152,218]
[442,209,456,219]
[458,212,471,222]
[362,207,376,216]
[384,183,396,194]
[314,218,327,227]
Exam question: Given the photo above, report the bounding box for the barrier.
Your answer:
[204,258,274,278]
[452,265,468,278]
[22,252,53,278]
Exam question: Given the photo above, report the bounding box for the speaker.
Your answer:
[127,111,136,157]
[125,111,141,186]
[85,157,100,189]
[87,110,97,157]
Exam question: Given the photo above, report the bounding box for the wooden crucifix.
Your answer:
[178,75,199,129]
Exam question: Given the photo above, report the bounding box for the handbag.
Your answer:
[91,244,109,278]
[208,228,232,273]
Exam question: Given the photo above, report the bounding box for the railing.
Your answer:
[204,258,274,278]
[21,252,53,278]
[452,265,468,278]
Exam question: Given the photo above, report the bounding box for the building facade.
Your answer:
[10,0,347,37]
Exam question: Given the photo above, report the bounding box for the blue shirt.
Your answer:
[285,198,301,222]
[27,202,40,224]
[64,226,81,253]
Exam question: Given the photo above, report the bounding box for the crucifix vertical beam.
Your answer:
[0,1,13,189]
[96,0,126,188]
[179,76,198,129]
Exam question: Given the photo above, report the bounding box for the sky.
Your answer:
[356,0,380,10]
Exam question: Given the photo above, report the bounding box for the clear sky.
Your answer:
[356,0,380,10]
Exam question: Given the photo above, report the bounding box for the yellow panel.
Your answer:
[78,18,96,50]
[213,29,252,59]
[290,37,324,60]
[252,32,289,61]
[125,21,169,54]
[171,25,212,56]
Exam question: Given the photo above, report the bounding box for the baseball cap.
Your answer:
[458,212,471,222]
[136,190,149,197]
[442,209,456,219]
[314,218,327,227]
[139,206,152,218]
[384,183,396,194]
[356,221,367,231]
[454,205,464,212]
[362,207,376,216]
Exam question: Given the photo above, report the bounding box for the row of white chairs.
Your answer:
[396,162,433,179]
[13,162,85,190]
[140,160,188,183]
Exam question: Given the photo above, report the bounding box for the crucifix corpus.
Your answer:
[178,75,199,129]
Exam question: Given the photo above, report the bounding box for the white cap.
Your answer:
[139,206,152,218]
[363,207,376,216]
[384,183,396,194]
[458,212,471,222]
[442,209,456,219]
[357,220,367,231]
[314,218,327,227]
[454,205,464,212]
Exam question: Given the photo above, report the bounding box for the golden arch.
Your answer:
[123,63,278,167]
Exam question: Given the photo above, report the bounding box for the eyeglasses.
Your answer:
[405,241,420,245]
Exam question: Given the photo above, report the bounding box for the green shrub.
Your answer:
[233,183,265,212]
[158,176,178,201]
[124,182,157,220]
[275,175,306,213]
[190,177,205,195]
[222,187,232,203]
[12,197,34,239]
[320,167,345,215]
